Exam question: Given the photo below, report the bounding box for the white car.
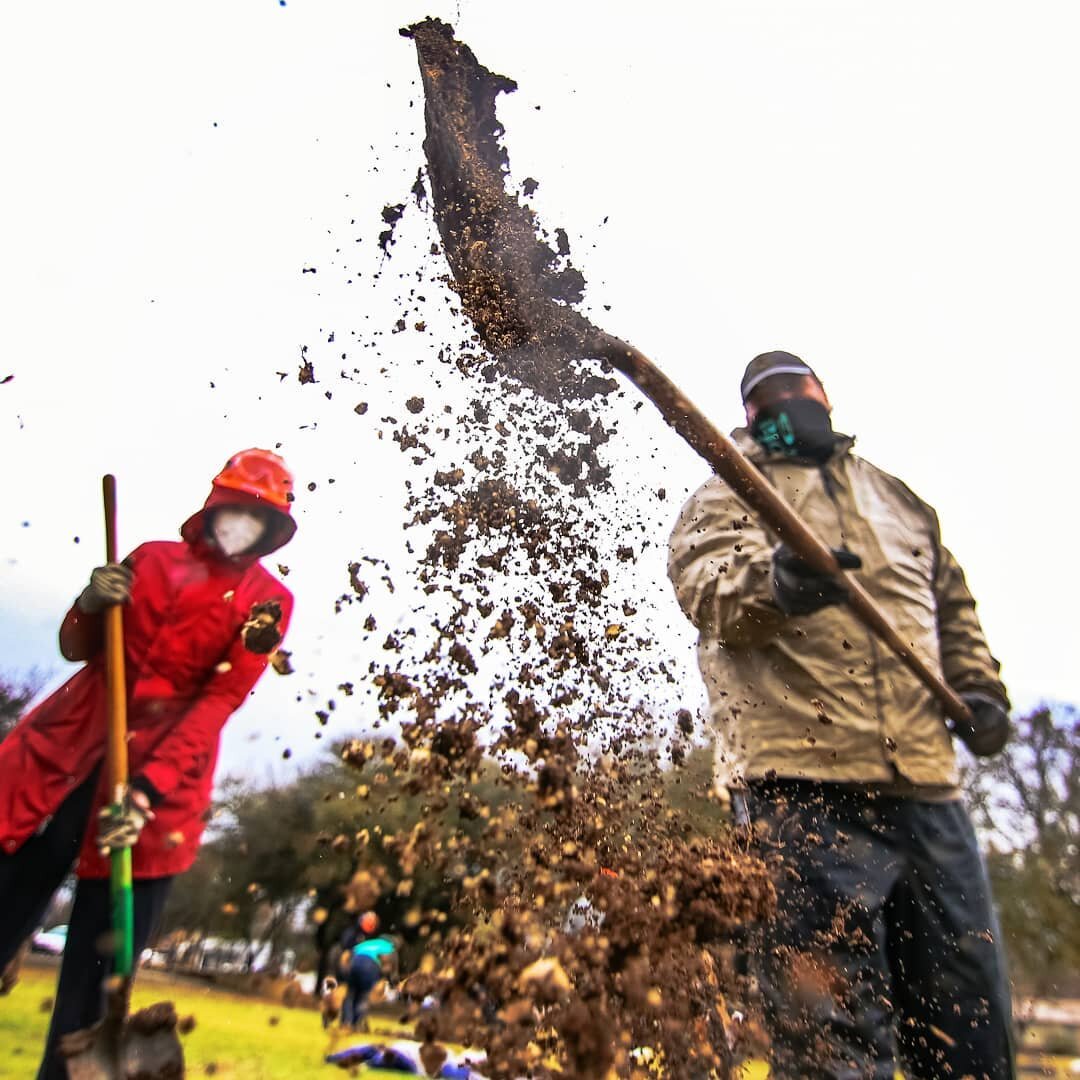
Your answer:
[31,925,68,955]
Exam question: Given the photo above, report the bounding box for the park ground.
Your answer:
[1,961,1076,1078]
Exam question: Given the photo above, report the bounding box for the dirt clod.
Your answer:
[242,601,284,655]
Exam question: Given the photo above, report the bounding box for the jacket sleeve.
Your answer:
[933,540,1010,708]
[137,589,293,797]
[667,476,785,649]
[58,605,104,662]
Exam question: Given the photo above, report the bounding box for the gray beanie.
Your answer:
[740,351,821,402]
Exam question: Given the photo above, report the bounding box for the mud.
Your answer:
[61,999,183,1080]
[379,203,407,255]
[241,601,284,655]
[270,18,776,1078]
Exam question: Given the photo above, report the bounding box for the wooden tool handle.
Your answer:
[102,474,129,798]
[595,335,972,728]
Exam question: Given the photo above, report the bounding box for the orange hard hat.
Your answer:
[213,449,293,510]
[359,911,379,934]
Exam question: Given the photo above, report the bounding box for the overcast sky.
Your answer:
[2,1,1077,784]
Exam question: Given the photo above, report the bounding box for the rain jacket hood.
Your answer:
[181,483,297,563]
[668,428,1008,789]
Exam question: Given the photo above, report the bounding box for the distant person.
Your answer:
[319,975,348,1030]
[668,353,1014,1079]
[0,449,297,1080]
[339,911,396,1031]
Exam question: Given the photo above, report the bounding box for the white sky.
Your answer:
[2,1,1077,784]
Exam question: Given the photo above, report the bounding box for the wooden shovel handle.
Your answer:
[102,474,129,798]
[594,335,972,729]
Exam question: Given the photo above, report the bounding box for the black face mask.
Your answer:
[751,398,836,463]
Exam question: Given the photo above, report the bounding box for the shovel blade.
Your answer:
[61,1000,184,1080]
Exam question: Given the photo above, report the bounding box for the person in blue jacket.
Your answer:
[338,911,396,1030]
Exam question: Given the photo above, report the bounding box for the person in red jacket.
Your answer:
[0,448,296,1080]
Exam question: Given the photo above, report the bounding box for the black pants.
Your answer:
[0,775,172,1080]
[747,781,1015,1080]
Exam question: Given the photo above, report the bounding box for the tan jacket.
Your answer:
[668,431,1008,788]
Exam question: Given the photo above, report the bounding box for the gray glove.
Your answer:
[96,788,152,855]
[952,694,1010,757]
[77,563,132,614]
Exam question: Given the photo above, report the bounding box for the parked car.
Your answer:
[31,925,68,955]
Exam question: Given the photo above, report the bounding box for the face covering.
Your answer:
[751,398,836,464]
[211,508,267,557]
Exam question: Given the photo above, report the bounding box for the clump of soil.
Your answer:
[242,601,284,655]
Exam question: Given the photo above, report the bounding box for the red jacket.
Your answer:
[0,508,292,879]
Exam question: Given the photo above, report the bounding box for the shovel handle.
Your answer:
[595,335,973,729]
[102,475,129,796]
[102,474,135,977]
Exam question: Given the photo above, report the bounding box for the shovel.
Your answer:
[403,18,974,731]
[61,475,184,1079]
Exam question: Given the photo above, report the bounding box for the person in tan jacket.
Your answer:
[669,351,1014,1080]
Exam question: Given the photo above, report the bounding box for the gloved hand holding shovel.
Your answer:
[952,694,1011,757]
[77,563,133,614]
[96,788,153,857]
[771,544,862,615]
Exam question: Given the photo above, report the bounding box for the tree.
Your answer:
[967,705,1080,995]
[158,770,330,967]
[0,669,44,743]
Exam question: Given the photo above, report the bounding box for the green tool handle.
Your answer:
[110,846,134,976]
[103,474,135,978]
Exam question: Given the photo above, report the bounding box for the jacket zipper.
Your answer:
[818,464,887,738]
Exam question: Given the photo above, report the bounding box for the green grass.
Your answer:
[0,963,414,1079]
[0,967,808,1079]
[4,964,1075,1079]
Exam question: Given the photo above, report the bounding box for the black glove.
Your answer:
[952,694,1010,757]
[771,544,862,616]
[77,563,133,614]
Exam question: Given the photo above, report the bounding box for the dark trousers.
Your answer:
[0,775,172,1080]
[747,780,1015,1080]
[343,954,382,1027]
[0,773,100,974]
